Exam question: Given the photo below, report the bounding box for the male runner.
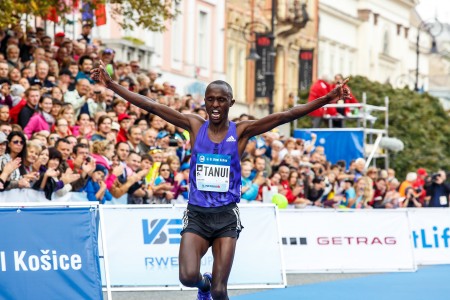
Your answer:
[91,61,349,300]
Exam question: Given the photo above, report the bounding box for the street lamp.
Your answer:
[414,19,442,92]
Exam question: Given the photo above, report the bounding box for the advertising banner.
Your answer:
[0,207,102,299]
[101,204,285,289]
[294,129,364,166]
[408,208,450,265]
[279,209,415,273]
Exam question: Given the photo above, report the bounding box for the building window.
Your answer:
[198,11,208,68]
[383,30,390,55]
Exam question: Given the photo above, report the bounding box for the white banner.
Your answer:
[100,204,286,289]
[279,209,416,273]
[408,208,450,265]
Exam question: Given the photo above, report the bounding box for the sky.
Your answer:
[415,0,450,24]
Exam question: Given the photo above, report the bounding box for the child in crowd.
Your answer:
[82,164,112,204]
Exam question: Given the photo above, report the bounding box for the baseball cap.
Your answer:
[0,132,7,144]
[10,84,25,97]
[55,32,65,38]
[156,131,170,140]
[118,113,131,122]
[180,162,190,171]
[94,164,108,175]
[417,168,427,176]
[111,122,120,131]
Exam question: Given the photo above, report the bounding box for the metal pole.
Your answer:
[414,28,420,91]
[385,96,389,169]
[267,0,276,114]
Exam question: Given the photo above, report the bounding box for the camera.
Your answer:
[169,138,178,147]
[431,173,441,182]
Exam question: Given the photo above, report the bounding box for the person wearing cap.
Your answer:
[54,32,65,47]
[116,113,131,143]
[425,170,450,208]
[413,168,428,205]
[81,164,112,204]
[10,84,25,107]
[92,61,350,300]
[78,22,93,44]
[155,130,170,149]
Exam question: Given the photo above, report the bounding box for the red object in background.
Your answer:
[307,79,331,117]
[95,2,107,26]
[330,83,359,116]
[45,7,59,23]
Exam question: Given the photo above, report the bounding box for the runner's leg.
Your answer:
[210,237,237,300]
[179,232,210,287]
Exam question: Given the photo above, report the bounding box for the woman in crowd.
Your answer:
[166,155,180,177]
[72,113,93,138]
[32,147,79,199]
[8,68,21,84]
[0,105,10,122]
[91,115,112,141]
[22,141,42,185]
[24,94,54,138]
[153,162,175,203]
[0,131,30,190]
[32,145,49,173]
[349,176,374,209]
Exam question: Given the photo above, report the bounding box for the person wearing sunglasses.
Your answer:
[92,61,350,300]
[152,162,175,204]
[0,131,30,190]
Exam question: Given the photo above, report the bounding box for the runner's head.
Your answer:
[204,80,235,124]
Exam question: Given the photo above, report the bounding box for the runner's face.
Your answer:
[204,85,234,123]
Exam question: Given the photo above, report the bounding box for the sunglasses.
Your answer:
[160,169,170,172]
[12,140,24,145]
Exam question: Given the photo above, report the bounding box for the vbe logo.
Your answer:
[142,219,183,244]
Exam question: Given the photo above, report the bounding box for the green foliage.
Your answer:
[123,36,145,46]
[298,76,450,178]
[0,0,178,32]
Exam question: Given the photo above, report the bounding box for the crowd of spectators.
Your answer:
[0,23,448,208]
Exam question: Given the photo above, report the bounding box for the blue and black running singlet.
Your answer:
[189,121,241,207]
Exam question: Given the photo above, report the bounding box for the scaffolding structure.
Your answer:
[295,93,390,169]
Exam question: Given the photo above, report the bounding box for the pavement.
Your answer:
[103,273,370,300]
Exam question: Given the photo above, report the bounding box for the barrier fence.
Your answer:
[0,196,449,299]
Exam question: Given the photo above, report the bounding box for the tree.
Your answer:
[297,76,450,179]
[0,0,178,32]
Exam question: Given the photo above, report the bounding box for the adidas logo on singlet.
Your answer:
[226,136,236,142]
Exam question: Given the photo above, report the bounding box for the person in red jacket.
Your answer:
[308,77,331,128]
[116,113,131,143]
[330,74,359,127]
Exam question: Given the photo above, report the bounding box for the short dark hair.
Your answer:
[55,138,70,149]
[48,147,62,163]
[78,55,92,66]
[206,80,233,98]
[73,143,89,155]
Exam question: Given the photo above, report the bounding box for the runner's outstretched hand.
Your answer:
[90,60,112,87]
[327,77,350,102]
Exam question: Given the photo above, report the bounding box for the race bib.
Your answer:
[196,153,230,192]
